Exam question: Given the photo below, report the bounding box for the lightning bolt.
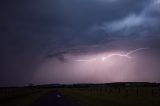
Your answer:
[74,58,97,62]
[74,48,149,62]
[102,48,149,61]
[101,54,130,62]
[126,48,149,55]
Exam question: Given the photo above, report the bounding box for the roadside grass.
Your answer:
[58,87,160,106]
[0,88,52,106]
[1,87,160,106]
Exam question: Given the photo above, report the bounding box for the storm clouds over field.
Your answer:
[1,0,160,86]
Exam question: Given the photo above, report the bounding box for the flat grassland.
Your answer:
[58,87,160,106]
[1,87,160,106]
[0,88,51,106]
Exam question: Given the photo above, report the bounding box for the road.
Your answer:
[32,91,80,106]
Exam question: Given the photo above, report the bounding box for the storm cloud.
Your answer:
[0,0,160,86]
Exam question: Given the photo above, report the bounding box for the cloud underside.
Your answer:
[1,0,160,85]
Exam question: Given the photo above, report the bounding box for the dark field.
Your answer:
[58,87,160,106]
[1,83,160,106]
[0,88,52,106]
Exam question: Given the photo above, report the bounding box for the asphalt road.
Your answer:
[32,91,80,106]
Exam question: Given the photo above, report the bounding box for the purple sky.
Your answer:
[1,0,160,86]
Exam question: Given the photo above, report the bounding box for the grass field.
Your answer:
[0,88,52,106]
[58,87,160,106]
[1,86,160,106]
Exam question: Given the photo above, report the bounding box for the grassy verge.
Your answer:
[0,88,52,106]
[58,87,160,106]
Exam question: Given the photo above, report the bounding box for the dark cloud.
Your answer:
[0,0,160,86]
